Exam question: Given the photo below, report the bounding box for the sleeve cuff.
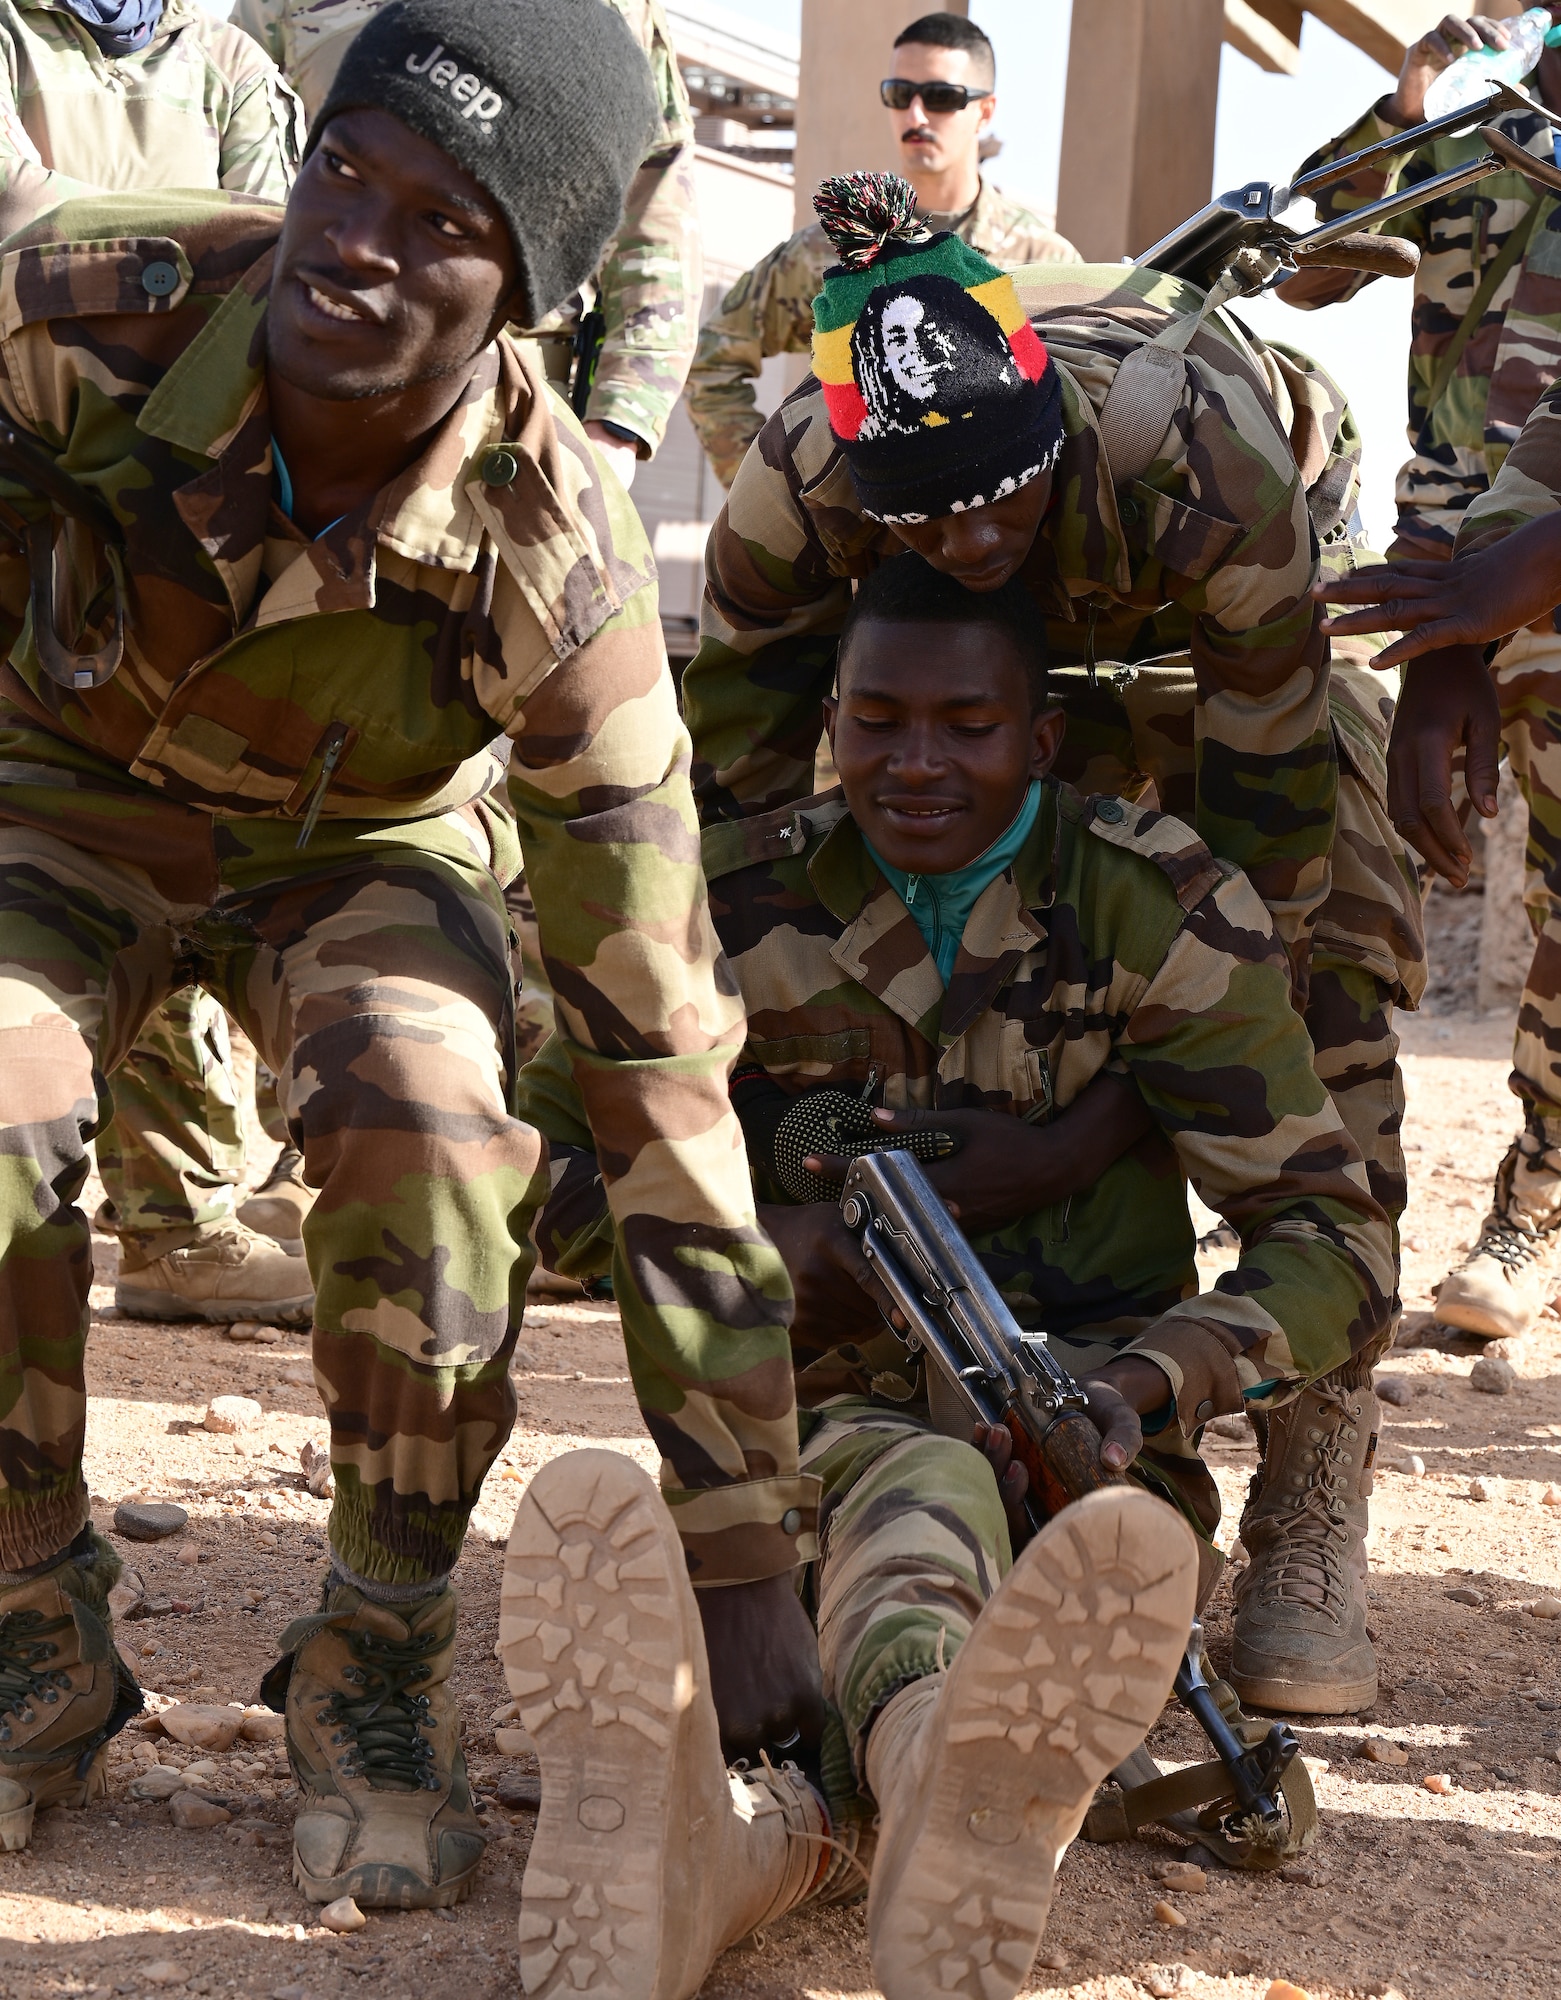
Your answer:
[663,1474,823,1584]
[1128,1322,1246,1437]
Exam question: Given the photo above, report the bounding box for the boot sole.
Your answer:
[1428,1294,1532,1341]
[291,1848,477,1911]
[115,1287,313,1326]
[868,1488,1198,2000]
[1226,1662,1378,1716]
[0,1748,108,1852]
[500,1449,702,2000]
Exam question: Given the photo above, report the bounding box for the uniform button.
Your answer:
[482,447,519,486]
[141,260,180,297]
[780,1508,802,1536]
[1095,798,1125,823]
[1195,1399,1216,1425]
[1118,495,1140,526]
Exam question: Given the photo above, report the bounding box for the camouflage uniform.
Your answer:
[0,190,803,1591]
[686,179,1080,489]
[682,261,1425,1236]
[232,0,700,455]
[520,779,1395,1771]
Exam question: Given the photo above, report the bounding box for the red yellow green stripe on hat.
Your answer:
[810,227,1049,444]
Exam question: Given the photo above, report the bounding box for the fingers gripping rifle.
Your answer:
[0,414,126,691]
[839,1148,1316,1870]
[1136,79,1561,303]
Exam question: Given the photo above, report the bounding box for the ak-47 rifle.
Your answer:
[1136,79,1561,300]
[839,1146,1316,1871]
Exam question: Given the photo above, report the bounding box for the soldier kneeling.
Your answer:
[508,553,1394,2000]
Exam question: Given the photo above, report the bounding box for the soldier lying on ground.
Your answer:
[0,0,813,1910]
[684,168,1419,1715]
[508,552,1393,2000]
[685,9,1077,489]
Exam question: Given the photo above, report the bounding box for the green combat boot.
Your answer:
[0,1530,143,1849]
[268,1582,486,1909]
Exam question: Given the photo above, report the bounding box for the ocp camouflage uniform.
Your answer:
[686,179,1080,489]
[519,779,1395,1776]
[683,260,1425,1237]
[1284,88,1561,1197]
[232,0,700,455]
[0,190,804,1592]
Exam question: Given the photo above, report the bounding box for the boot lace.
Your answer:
[317,1626,442,1790]
[1240,1387,1358,1621]
[1472,1216,1545,1271]
[0,1608,74,1741]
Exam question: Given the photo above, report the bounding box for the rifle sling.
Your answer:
[1424,188,1543,414]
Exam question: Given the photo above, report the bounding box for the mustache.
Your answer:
[899,124,937,143]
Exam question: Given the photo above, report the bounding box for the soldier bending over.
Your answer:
[510,554,1394,2000]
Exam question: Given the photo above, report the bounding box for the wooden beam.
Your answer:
[1056,0,1225,263]
[1224,0,1302,74]
[1304,2,1465,73]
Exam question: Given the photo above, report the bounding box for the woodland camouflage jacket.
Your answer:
[522,781,1395,1429]
[1279,94,1561,555]
[231,0,699,454]
[686,178,1081,489]
[0,190,807,1585]
[0,0,301,228]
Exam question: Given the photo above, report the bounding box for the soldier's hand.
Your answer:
[1317,517,1561,663]
[973,1422,1031,1543]
[1389,14,1507,124]
[696,1571,826,1764]
[757,1200,887,1352]
[583,421,640,491]
[1078,1358,1169,1472]
[1386,642,1503,884]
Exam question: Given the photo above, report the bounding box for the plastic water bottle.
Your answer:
[1424,6,1561,119]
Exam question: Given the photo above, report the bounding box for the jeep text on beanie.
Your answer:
[809,172,1064,524]
[310,0,658,324]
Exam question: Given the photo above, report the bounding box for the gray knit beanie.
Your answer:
[309,0,658,322]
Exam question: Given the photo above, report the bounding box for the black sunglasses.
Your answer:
[880,77,989,113]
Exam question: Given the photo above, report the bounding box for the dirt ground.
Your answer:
[7,883,1561,2000]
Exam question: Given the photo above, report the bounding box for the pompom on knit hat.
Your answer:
[810,172,1065,524]
[309,0,658,324]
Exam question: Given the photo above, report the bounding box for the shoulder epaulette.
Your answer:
[700,790,849,882]
[1080,794,1225,913]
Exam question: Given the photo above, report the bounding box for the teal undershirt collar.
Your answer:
[866,779,1042,985]
[271,438,345,539]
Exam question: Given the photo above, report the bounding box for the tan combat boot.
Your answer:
[500,1450,830,2000]
[1435,1135,1561,1340]
[275,1581,486,1908]
[116,1219,312,1325]
[237,1145,315,1245]
[0,1530,143,1850]
[1229,1368,1378,1715]
[865,1487,1198,2000]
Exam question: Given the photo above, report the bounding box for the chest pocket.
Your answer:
[1521,200,1561,278]
[746,1027,873,1085]
[1123,479,1242,582]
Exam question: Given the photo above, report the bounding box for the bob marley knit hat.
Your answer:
[310,0,658,324]
[810,173,1064,524]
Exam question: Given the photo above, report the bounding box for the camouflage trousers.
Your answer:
[1491,625,1561,1139]
[94,985,247,1250]
[0,805,542,1584]
[1052,656,1419,1235]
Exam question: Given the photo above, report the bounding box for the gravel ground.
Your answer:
[7,906,1561,2000]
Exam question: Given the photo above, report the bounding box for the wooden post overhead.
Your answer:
[792,0,969,230]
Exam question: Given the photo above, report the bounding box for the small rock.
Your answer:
[1034,1948,1068,1973]
[168,1791,231,1828]
[114,1500,189,1542]
[204,1396,262,1435]
[1375,1375,1414,1407]
[175,1542,202,1567]
[494,1725,535,1758]
[1263,1985,1312,2000]
[1530,1596,1561,1619]
[279,1361,313,1388]
[319,1896,366,1934]
[239,1708,286,1743]
[1206,1414,1248,1441]
[1152,1899,1186,1926]
[1422,1772,1454,1796]
[1447,1586,1485,1607]
[1358,1737,1409,1766]
[497,1775,541,1812]
[161,1703,243,1752]
[1469,1476,1501,1503]
[108,1569,147,1623]
[141,1963,185,1988]
[1278,1863,1325,1886]
[129,1767,189,1801]
[299,1438,333,1497]
[1156,1862,1206,1892]
[1494,1764,1520,1781]
[226,1321,263,1343]
[1543,1483,1561,1508]
[1144,1971,1190,1999]
[1471,1354,1517,1396]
